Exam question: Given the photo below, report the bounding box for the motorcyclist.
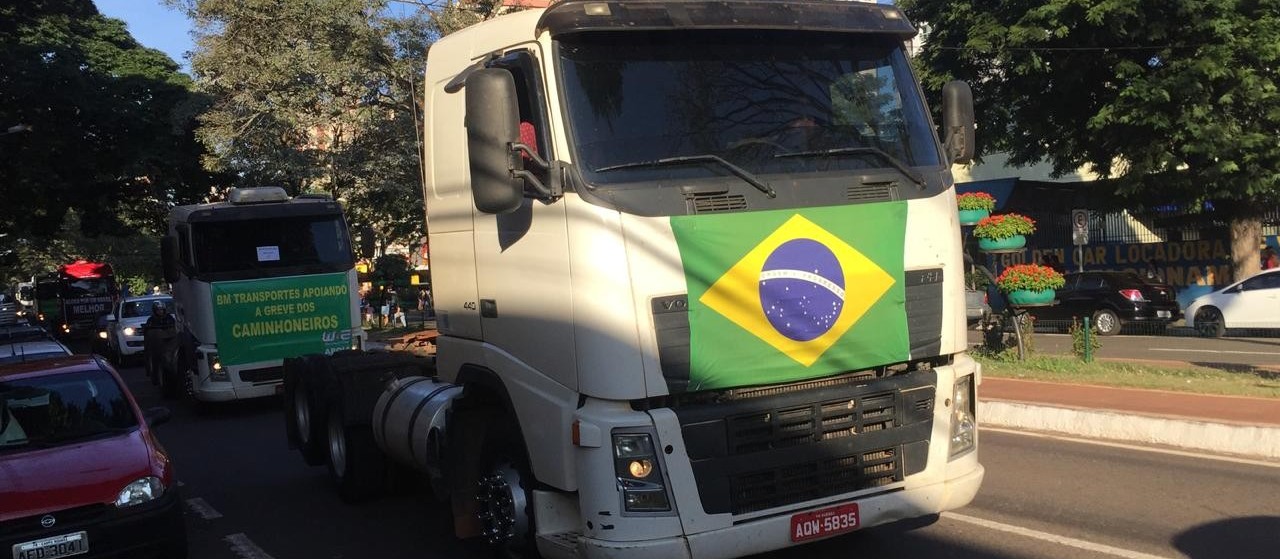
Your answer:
[142,302,175,385]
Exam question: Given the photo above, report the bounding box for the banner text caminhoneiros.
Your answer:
[231,315,341,338]
[217,284,348,306]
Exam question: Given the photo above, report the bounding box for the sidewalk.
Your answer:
[980,376,1280,460]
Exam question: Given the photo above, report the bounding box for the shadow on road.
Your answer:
[1188,362,1280,379]
[1173,516,1280,559]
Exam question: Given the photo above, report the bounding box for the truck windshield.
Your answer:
[191,214,354,279]
[64,279,113,298]
[558,31,940,186]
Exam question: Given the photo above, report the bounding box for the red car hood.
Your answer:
[0,429,153,521]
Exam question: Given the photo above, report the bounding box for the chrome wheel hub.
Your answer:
[476,465,529,547]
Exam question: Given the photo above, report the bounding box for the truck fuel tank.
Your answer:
[371,376,462,489]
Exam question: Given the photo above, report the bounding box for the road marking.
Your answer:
[1149,348,1280,356]
[185,497,224,519]
[224,533,277,559]
[943,512,1173,559]
[983,427,1280,469]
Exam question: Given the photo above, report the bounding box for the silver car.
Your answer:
[104,295,172,363]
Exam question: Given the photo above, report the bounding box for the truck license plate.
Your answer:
[12,531,88,559]
[1157,310,1171,318]
[790,503,860,543]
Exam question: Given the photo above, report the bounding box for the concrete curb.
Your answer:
[980,400,1280,460]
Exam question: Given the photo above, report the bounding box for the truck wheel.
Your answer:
[284,357,330,466]
[326,395,387,503]
[476,415,538,559]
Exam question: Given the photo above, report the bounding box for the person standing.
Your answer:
[1263,247,1279,270]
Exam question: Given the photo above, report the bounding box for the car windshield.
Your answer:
[0,369,137,451]
[122,298,170,319]
[558,30,940,186]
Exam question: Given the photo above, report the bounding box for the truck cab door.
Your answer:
[471,49,578,391]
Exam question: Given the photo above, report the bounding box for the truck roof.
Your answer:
[170,192,344,224]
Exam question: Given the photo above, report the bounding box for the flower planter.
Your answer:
[978,234,1026,252]
[958,208,989,226]
[1006,289,1055,306]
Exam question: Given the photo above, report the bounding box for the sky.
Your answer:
[94,0,194,72]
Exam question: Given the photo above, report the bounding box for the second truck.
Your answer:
[286,1,983,558]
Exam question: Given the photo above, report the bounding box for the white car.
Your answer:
[1185,268,1280,337]
[104,295,172,363]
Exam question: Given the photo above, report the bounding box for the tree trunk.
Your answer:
[1230,215,1262,282]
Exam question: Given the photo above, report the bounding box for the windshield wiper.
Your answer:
[596,155,777,198]
[774,147,928,189]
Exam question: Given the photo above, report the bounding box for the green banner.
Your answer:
[671,203,908,391]
[211,273,353,366]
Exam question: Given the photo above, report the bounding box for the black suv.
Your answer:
[1026,271,1181,335]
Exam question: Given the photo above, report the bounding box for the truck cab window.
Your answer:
[490,51,551,180]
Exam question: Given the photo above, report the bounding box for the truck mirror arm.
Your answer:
[509,142,563,202]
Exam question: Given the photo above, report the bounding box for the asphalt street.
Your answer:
[103,359,1280,559]
[966,329,1280,369]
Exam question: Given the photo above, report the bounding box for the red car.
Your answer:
[0,355,186,558]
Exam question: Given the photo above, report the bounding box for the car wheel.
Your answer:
[1092,308,1121,336]
[1195,307,1226,338]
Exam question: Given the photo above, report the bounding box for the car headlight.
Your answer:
[950,374,976,458]
[123,326,136,336]
[613,433,672,513]
[98,331,108,340]
[115,476,165,507]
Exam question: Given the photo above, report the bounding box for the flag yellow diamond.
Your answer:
[699,214,895,366]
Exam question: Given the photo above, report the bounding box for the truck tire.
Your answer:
[475,408,539,559]
[326,394,388,503]
[284,356,331,466]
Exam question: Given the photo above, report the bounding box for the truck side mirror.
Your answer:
[942,80,976,164]
[160,235,179,283]
[465,68,523,215]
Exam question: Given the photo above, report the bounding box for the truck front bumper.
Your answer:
[575,464,984,559]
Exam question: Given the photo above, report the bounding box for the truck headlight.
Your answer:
[949,374,976,458]
[209,352,228,381]
[115,476,165,507]
[123,326,136,336]
[613,433,671,513]
[97,331,108,340]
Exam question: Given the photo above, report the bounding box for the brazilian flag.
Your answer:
[671,203,909,390]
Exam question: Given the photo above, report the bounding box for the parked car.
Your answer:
[1024,271,1181,335]
[0,292,22,327]
[1185,268,1280,338]
[0,355,186,558]
[103,295,172,364]
[965,286,989,326]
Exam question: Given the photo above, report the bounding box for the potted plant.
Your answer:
[956,192,996,225]
[995,263,1066,305]
[972,213,1036,251]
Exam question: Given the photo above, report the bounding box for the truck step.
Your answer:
[537,531,581,559]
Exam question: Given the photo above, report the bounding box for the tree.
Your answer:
[0,0,219,285]
[903,0,1280,280]
[172,0,438,255]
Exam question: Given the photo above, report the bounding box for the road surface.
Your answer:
[105,361,1279,559]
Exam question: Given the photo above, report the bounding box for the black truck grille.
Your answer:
[240,366,284,383]
[732,447,901,514]
[674,369,936,515]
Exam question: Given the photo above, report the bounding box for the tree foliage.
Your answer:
[172,0,439,255]
[0,0,218,285]
[903,0,1280,278]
